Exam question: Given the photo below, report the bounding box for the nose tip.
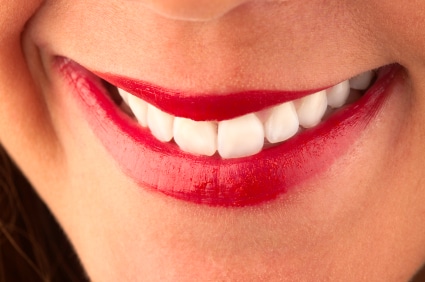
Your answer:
[140,0,251,21]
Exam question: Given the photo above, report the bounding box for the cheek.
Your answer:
[354,1,425,63]
[0,1,43,40]
[0,1,61,200]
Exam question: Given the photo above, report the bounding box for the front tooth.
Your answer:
[296,90,327,128]
[349,71,374,90]
[147,105,174,142]
[127,94,148,127]
[326,80,350,108]
[118,88,130,104]
[218,113,264,159]
[264,102,299,143]
[173,118,217,156]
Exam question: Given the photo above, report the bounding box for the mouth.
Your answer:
[98,68,375,159]
[55,57,402,206]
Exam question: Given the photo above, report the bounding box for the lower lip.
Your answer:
[56,58,402,207]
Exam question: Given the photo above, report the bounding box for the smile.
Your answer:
[56,57,402,206]
[101,70,374,159]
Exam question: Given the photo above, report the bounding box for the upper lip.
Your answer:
[94,71,329,121]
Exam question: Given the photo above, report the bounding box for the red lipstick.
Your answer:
[56,58,401,206]
[95,72,326,121]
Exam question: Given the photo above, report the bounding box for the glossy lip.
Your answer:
[56,57,402,206]
[95,72,327,121]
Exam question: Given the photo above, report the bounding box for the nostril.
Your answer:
[139,0,250,21]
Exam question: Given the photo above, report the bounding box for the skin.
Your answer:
[1,0,425,281]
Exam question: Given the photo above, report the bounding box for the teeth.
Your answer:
[217,114,264,159]
[115,69,374,158]
[173,118,217,156]
[349,71,374,90]
[147,104,174,142]
[264,102,299,143]
[295,90,327,128]
[128,94,148,127]
[326,80,350,108]
[118,88,130,104]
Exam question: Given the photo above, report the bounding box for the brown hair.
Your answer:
[0,146,87,282]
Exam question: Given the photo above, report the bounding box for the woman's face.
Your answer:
[2,1,425,280]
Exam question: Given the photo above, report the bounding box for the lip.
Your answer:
[95,72,327,121]
[56,57,402,206]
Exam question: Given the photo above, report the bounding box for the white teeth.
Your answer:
[173,118,217,156]
[326,80,350,108]
[218,114,264,159]
[115,69,375,158]
[295,90,327,128]
[147,104,174,142]
[264,102,299,143]
[127,94,148,127]
[349,71,374,90]
[118,88,130,104]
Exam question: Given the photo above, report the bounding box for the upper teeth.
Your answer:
[117,71,374,159]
